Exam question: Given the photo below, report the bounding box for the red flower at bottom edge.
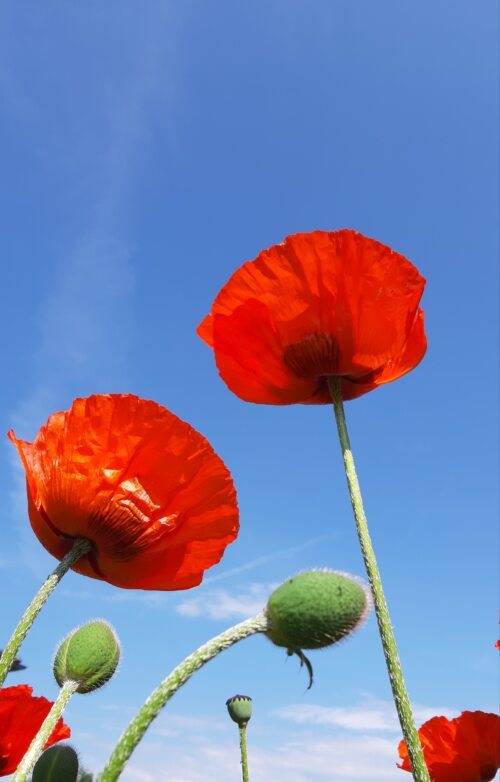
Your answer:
[398,711,500,782]
[0,685,70,776]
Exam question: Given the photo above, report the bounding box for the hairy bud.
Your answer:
[54,620,120,694]
[266,569,370,651]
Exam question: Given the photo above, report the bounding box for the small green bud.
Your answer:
[226,695,252,726]
[32,744,79,782]
[54,620,120,694]
[265,569,370,651]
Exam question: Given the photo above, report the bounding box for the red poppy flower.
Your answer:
[198,229,426,404]
[397,711,500,782]
[0,685,70,776]
[8,394,238,590]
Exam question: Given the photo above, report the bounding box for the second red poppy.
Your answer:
[9,394,239,591]
[0,685,70,776]
[198,229,426,404]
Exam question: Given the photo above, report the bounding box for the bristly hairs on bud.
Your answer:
[52,618,123,675]
[53,619,121,694]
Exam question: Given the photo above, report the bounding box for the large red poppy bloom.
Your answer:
[0,685,70,776]
[198,230,426,404]
[8,394,238,590]
[398,711,500,782]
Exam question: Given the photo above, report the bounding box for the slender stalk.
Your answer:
[238,725,250,782]
[327,378,430,782]
[12,679,79,782]
[0,538,91,686]
[99,613,268,782]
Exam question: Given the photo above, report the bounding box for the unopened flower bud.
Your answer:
[265,569,370,651]
[54,620,120,694]
[32,744,79,782]
[226,695,252,726]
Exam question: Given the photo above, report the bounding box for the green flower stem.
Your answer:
[99,613,268,782]
[0,538,91,687]
[239,725,250,782]
[327,378,430,782]
[12,679,79,782]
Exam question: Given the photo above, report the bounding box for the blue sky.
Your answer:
[0,2,498,780]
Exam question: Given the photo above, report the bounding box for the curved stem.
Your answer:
[328,378,430,782]
[239,725,250,782]
[12,679,79,782]
[99,613,268,782]
[0,538,91,687]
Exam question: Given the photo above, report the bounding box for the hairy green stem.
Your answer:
[328,378,429,782]
[12,679,78,782]
[99,613,268,782]
[0,538,91,687]
[239,725,250,782]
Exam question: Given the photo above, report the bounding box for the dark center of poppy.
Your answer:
[86,506,148,562]
[479,764,498,781]
[283,334,340,379]
[39,504,98,570]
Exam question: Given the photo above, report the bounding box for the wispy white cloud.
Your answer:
[203,534,337,585]
[58,586,171,608]
[57,695,456,782]
[8,239,136,583]
[274,696,455,733]
[152,714,228,737]
[175,535,340,619]
[176,582,278,621]
[6,6,175,576]
[118,732,402,782]
[104,590,169,607]
[412,704,457,726]
[9,233,135,438]
[5,13,174,431]
[110,699,456,782]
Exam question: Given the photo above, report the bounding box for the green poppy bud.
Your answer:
[226,695,252,726]
[265,569,370,651]
[54,620,120,694]
[32,744,79,782]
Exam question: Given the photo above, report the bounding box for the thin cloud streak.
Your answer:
[203,534,337,585]
[6,6,175,576]
[176,583,278,621]
[274,697,456,733]
[59,692,458,782]
[117,732,402,782]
